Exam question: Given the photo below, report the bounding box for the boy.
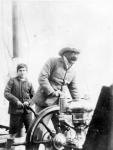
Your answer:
[4,63,34,137]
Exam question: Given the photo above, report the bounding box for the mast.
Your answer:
[12,0,20,58]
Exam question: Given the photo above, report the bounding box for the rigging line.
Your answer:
[2,41,13,70]
[0,1,13,76]
[1,0,13,59]
[1,38,13,78]
[2,38,13,59]
[1,23,13,59]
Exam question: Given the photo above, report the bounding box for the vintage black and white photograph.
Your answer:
[0,0,113,149]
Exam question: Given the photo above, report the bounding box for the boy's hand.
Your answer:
[23,101,29,107]
[17,101,23,108]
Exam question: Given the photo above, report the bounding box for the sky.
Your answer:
[17,0,113,104]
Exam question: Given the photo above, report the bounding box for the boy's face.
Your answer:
[17,67,27,79]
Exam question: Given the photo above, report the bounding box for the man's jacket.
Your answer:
[4,76,34,114]
[32,57,79,107]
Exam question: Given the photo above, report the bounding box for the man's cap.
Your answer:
[17,63,28,72]
[59,47,80,56]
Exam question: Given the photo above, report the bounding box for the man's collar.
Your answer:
[63,56,72,70]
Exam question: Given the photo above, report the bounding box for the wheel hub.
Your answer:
[53,133,66,150]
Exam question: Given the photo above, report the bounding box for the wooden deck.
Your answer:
[0,133,26,150]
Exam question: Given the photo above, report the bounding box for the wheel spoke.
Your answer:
[40,120,55,137]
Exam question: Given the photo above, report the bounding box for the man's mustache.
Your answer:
[70,57,77,61]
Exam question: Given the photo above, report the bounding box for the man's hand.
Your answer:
[23,101,29,107]
[16,101,23,108]
[52,90,62,97]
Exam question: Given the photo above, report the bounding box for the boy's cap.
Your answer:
[17,63,28,72]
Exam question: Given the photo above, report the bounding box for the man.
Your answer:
[32,47,80,112]
[30,47,81,141]
[4,63,35,137]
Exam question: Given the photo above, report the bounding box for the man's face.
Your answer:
[64,52,79,65]
[17,67,27,79]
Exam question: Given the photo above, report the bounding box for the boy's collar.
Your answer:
[17,76,28,81]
